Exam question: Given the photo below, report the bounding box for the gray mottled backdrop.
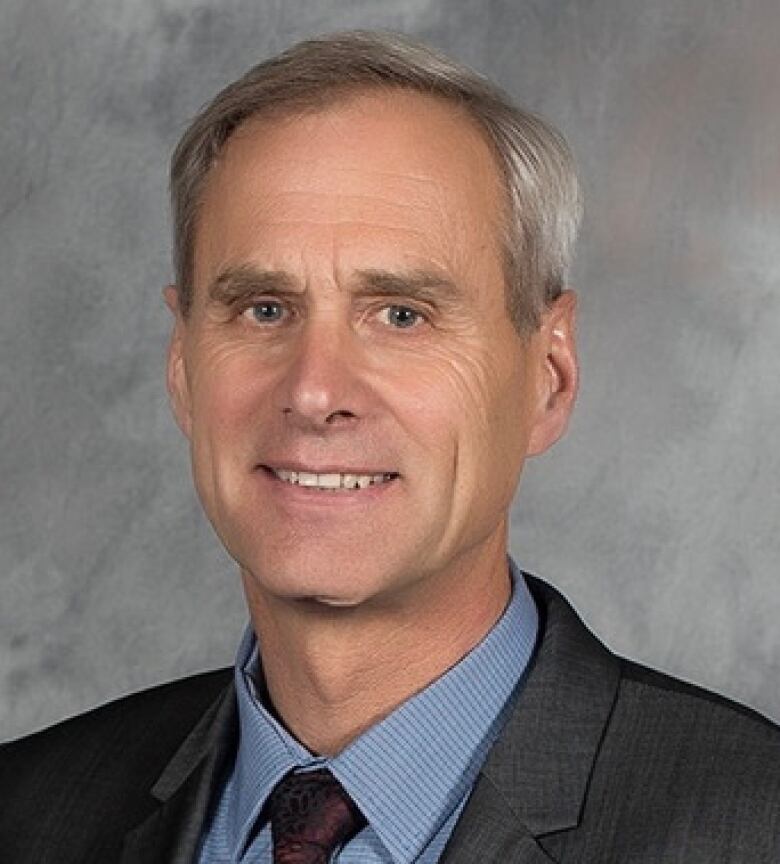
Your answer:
[2,0,779,739]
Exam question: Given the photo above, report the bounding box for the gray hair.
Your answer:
[170,30,582,333]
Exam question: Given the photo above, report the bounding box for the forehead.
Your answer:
[194,89,505,286]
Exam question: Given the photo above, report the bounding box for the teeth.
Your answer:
[271,468,395,490]
[316,473,342,489]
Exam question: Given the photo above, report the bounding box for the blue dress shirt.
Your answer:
[197,557,538,863]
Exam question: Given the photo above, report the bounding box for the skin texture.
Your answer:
[165,89,578,754]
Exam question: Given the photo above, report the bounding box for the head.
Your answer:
[165,32,580,612]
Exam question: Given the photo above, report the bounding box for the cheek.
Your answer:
[187,340,268,442]
[439,343,522,435]
[447,357,529,530]
[386,338,526,469]
[391,340,528,544]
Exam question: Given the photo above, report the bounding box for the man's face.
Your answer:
[167,90,575,609]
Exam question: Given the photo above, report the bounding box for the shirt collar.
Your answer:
[228,556,538,862]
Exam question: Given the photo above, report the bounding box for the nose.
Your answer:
[276,317,364,431]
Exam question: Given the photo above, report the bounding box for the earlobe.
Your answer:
[163,285,193,440]
[527,290,579,456]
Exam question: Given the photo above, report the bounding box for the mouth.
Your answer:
[260,465,400,492]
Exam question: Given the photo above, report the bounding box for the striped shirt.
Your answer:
[196,557,538,863]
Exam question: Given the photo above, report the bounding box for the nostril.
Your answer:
[325,410,357,424]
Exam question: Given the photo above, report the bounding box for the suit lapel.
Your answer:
[120,681,237,864]
[442,575,621,861]
[439,775,558,863]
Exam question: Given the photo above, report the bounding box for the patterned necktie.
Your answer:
[267,768,367,863]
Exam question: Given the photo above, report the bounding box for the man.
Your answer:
[1,30,778,864]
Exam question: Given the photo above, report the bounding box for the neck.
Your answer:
[241,534,512,755]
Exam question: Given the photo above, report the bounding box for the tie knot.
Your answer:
[268,769,366,863]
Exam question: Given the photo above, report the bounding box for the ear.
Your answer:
[527,289,579,456]
[163,285,193,440]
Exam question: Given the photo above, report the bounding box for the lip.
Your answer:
[255,465,400,509]
[260,462,399,476]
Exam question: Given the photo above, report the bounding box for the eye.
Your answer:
[380,305,425,329]
[242,300,286,324]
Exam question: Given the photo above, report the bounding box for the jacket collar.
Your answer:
[482,574,621,833]
[120,680,238,864]
[441,574,621,863]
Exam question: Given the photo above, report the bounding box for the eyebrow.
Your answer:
[207,264,463,309]
[208,266,298,306]
[353,269,462,308]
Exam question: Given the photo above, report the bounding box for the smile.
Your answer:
[269,468,399,491]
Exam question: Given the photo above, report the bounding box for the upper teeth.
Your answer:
[272,469,395,490]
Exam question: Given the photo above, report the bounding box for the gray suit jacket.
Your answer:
[2,574,779,863]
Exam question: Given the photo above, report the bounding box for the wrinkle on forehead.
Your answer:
[206,88,502,221]
[244,186,447,230]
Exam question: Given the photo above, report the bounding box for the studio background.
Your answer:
[2,0,779,739]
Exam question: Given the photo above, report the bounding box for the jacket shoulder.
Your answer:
[619,657,779,731]
[2,667,232,765]
[0,668,232,861]
[574,658,780,860]
[614,657,780,769]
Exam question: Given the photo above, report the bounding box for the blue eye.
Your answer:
[245,301,284,323]
[384,305,422,328]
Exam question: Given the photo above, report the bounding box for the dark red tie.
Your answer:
[267,769,366,863]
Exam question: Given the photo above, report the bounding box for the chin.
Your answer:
[243,553,373,597]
